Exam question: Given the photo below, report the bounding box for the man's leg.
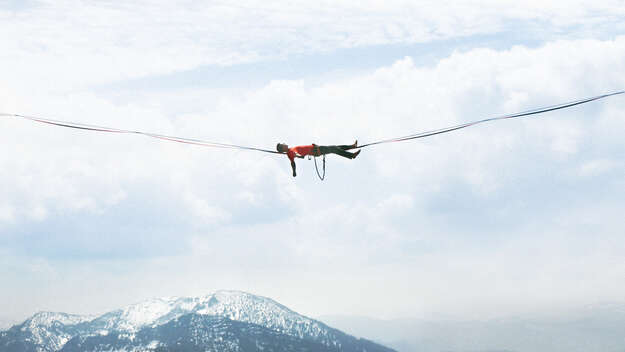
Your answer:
[319,145,360,159]
[338,140,358,150]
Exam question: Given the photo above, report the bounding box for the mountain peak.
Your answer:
[3,291,395,352]
[26,311,92,329]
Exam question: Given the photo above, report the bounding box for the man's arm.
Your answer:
[290,159,297,177]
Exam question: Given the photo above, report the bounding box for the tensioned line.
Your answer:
[1,90,623,154]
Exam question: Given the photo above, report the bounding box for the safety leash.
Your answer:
[313,154,326,181]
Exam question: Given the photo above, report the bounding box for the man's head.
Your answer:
[276,143,288,153]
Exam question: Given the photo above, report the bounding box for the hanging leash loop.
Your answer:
[314,154,326,181]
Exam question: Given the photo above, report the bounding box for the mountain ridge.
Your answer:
[1,290,395,352]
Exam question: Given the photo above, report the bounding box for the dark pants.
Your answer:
[318,144,358,159]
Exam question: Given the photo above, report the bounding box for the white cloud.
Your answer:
[2,1,625,324]
[2,36,625,239]
[1,0,624,94]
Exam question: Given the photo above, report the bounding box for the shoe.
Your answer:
[351,150,361,159]
[350,140,358,149]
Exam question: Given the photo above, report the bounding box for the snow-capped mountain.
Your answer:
[1,312,94,352]
[0,290,395,352]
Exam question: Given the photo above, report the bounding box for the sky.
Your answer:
[1,0,625,328]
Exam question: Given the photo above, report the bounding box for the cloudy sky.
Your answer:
[1,0,625,328]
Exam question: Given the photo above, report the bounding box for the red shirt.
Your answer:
[287,145,316,161]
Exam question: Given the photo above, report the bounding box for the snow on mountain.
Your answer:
[2,290,394,352]
[90,296,194,332]
[60,314,351,352]
[24,312,93,329]
[88,291,327,335]
[79,290,343,346]
[195,291,337,344]
[2,312,94,352]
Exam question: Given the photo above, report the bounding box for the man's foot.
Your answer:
[352,140,358,148]
[351,150,361,159]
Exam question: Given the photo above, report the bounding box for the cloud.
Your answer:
[1,2,625,323]
[3,37,625,226]
[1,1,624,93]
[3,36,625,250]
